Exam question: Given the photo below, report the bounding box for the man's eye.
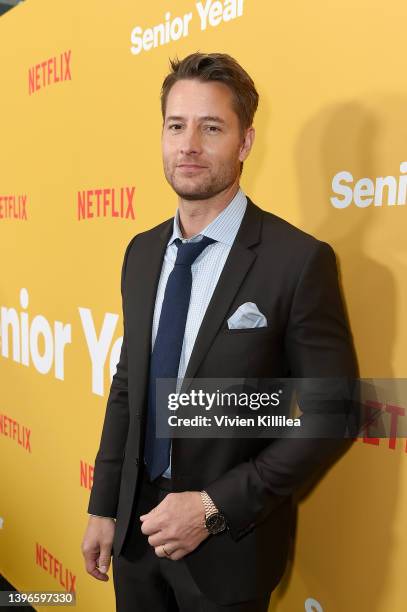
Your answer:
[169,124,182,131]
[205,125,221,132]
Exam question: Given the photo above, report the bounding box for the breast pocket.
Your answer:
[200,327,274,378]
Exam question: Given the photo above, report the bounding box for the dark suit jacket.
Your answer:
[88,197,358,604]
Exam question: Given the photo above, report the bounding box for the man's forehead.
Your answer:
[167,79,233,101]
[165,80,236,118]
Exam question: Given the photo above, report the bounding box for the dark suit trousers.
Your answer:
[112,466,272,612]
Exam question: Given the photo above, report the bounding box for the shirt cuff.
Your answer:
[88,513,115,519]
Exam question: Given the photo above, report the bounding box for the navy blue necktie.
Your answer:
[144,235,215,481]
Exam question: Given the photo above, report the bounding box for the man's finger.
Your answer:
[148,532,169,547]
[154,543,180,559]
[89,567,110,581]
[97,545,112,574]
[140,503,160,521]
[83,551,110,581]
[140,516,162,535]
[83,549,99,573]
[170,549,185,561]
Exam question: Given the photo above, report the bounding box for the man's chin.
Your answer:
[174,190,214,201]
[170,181,225,202]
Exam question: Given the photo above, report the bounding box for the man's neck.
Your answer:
[178,182,240,239]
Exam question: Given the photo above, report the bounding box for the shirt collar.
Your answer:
[168,188,247,247]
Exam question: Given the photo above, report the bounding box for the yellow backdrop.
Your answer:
[1,1,406,610]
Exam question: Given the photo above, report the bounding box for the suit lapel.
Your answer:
[182,198,263,389]
[129,219,173,414]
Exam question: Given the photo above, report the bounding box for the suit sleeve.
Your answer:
[87,236,138,518]
[205,240,359,541]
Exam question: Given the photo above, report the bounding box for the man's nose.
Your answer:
[180,126,202,155]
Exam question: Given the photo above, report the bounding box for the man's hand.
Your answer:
[81,516,115,581]
[140,491,209,560]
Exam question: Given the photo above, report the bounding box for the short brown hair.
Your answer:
[160,52,259,134]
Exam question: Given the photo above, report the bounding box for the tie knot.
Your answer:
[174,236,215,267]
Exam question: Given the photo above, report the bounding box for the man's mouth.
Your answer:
[176,164,207,173]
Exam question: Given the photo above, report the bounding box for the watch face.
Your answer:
[206,513,226,534]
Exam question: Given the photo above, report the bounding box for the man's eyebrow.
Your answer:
[199,115,226,124]
[165,115,226,124]
[165,116,185,123]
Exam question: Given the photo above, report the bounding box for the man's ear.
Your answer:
[239,126,255,163]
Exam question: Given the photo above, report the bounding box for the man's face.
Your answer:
[162,79,252,201]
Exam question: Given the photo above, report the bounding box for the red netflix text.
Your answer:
[357,400,407,452]
[0,195,27,220]
[80,460,94,490]
[77,186,135,220]
[35,543,76,592]
[28,50,72,95]
[0,413,31,452]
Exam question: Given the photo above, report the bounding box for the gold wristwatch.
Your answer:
[200,490,226,534]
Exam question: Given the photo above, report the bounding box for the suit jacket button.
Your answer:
[134,458,139,465]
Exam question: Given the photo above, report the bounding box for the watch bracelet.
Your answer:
[200,490,219,520]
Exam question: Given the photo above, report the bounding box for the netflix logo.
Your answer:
[28,50,72,95]
[80,460,94,490]
[0,195,27,220]
[0,413,31,452]
[358,400,407,451]
[35,543,76,592]
[77,186,135,220]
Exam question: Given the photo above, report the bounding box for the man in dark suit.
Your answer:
[81,52,358,611]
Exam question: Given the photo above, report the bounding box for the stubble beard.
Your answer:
[164,161,239,202]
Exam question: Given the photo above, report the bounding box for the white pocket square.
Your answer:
[227,302,268,330]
